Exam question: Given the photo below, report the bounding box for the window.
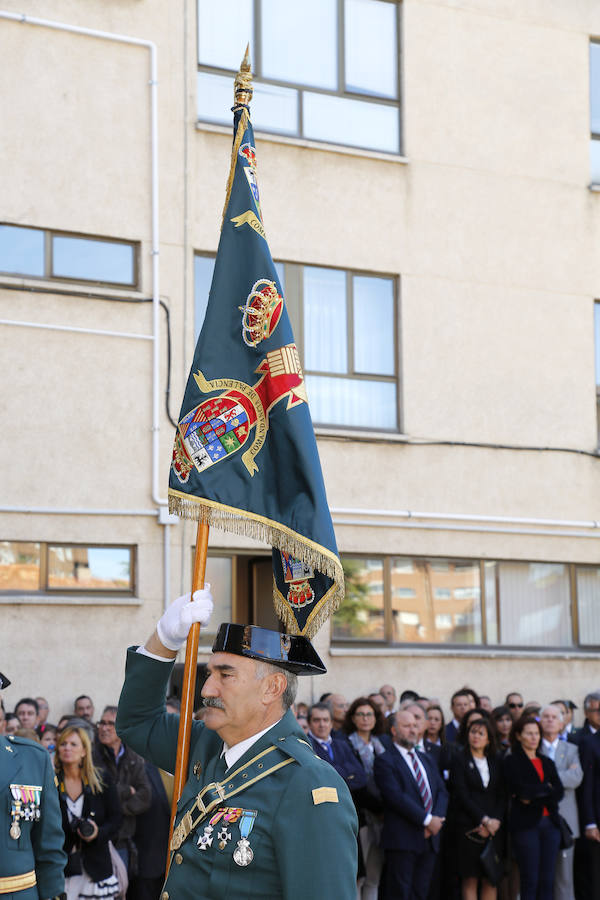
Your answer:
[0,224,137,287]
[332,554,600,649]
[195,253,399,430]
[197,0,401,154]
[591,41,600,182]
[0,542,135,594]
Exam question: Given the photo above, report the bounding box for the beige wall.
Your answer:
[1,0,600,722]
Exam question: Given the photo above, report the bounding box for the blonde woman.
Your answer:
[55,725,122,900]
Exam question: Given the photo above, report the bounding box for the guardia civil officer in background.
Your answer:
[0,670,66,900]
[116,588,358,900]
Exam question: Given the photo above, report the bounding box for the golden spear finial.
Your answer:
[234,44,253,107]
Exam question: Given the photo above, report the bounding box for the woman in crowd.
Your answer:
[55,725,122,900]
[457,707,490,746]
[343,697,386,900]
[491,706,513,755]
[450,719,506,900]
[426,704,446,746]
[503,715,563,900]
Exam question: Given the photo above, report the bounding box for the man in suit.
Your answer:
[374,709,448,899]
[444,689,472,743]
[570,692,600,747]
[539,703,583,900]
[116,591,358,899]
[573,695,600,900]
[307,704,367,792]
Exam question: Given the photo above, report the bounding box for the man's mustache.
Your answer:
[202,697,225,710]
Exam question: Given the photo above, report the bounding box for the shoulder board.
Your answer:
[271,734,323,766]
[5,735,48,753]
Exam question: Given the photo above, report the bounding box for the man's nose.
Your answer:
[201,674,219,697]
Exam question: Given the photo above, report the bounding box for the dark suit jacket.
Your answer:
[58,776,121,882]
[503,746,563,832]
[374,746,448,853]
[130,762,170,879]
[445,721,460,744]
[569,722,595,747]
[578,731,600,830]
[307,734,367,792]
[449,748,506,829]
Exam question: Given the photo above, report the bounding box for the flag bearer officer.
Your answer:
[116,589,358,899]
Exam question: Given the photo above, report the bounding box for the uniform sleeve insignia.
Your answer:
[312,787,339,805]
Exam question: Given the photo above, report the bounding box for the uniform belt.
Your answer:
[170,744,294,851]
[0,871,36,894]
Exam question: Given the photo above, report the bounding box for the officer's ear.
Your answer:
[259,668,287,708]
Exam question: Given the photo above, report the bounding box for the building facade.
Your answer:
[1,0,600,719]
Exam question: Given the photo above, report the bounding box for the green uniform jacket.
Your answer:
[116,648,358,900]
[0,734,66,900]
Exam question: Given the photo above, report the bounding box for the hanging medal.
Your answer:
[217,807,242,850]
[233,809,257,867]
[197,809,224,850]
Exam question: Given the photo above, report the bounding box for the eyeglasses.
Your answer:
[354,711,375,718]
[465,828,486,845]
[508,703,524,709]
[97,720,116,728]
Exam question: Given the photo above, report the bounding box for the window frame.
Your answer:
[196,0,403,155]
[331,553,600,651]
[0,541,136,597]
[194,251,402,432]
[0,223,139,290]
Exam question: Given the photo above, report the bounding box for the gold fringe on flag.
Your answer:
[168,489,344,638]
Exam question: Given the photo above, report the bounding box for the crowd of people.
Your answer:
[298,685,600,900]
[2,683,600,900]
[0,693,173,900]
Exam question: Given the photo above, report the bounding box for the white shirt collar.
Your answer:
[542,737,560,751]
[220,718,282,770]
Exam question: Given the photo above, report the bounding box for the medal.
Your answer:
[233,837,253,866]
[10,822,21,840]
[197,825,213,850]
[233,810,257,867]
[217,826,231,850]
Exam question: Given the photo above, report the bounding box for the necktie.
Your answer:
[323,741,334,761]
[408,750,433,814]
[215,751,228,781]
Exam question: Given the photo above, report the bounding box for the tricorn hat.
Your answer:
[212,623,326,675]
[0,672,11,690]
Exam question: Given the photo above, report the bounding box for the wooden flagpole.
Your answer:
[166,520,210,872]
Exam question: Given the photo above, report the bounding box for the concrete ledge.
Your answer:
[330,645,600,659]
[0,594,143,606]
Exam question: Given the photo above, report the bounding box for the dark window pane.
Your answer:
[47,546,132,591]
[353,276,395,375]
[391,558,481,644]
[332,558,385,640]
[0,225,44,276]
[261,0,337,89]
[345,0,397,98]
[0,541,40,592]
[197,0,253,70]
[52,236,134,285]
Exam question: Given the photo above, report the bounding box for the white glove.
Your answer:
[157,585,213,651]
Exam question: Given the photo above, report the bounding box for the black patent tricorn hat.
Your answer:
[212,623,326,675]
[0,672,10,689]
